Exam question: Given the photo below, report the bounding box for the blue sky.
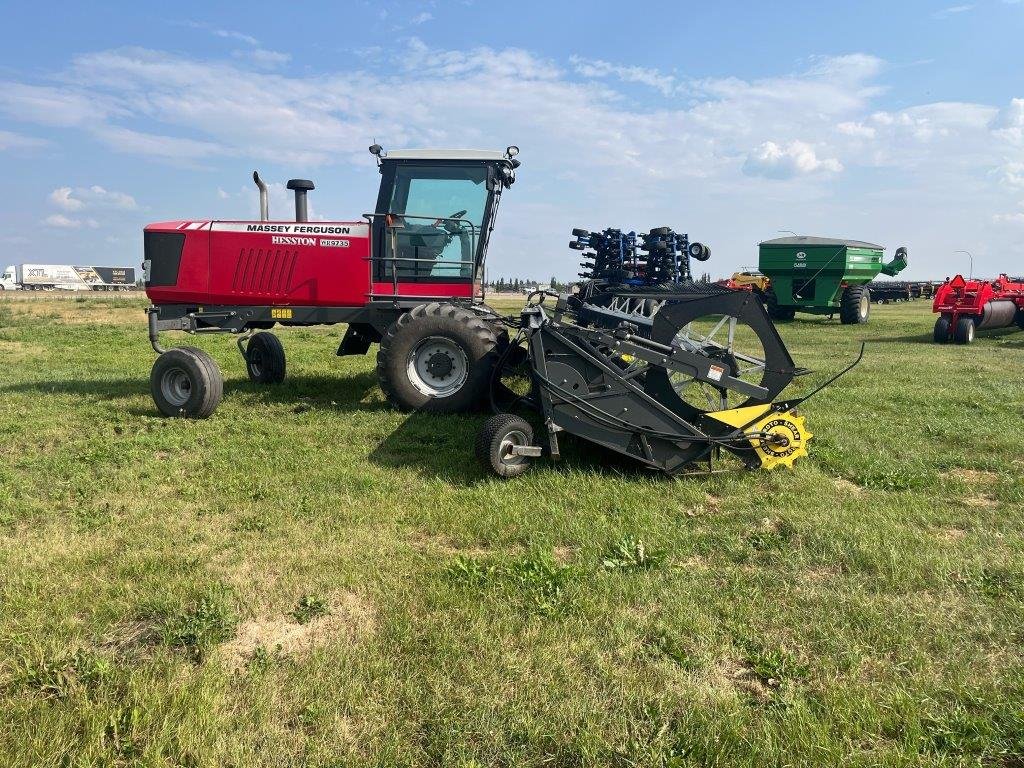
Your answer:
[1,0,1023,279]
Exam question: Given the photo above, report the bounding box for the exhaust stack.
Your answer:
[287,179,315,223]
[253,171,269,221]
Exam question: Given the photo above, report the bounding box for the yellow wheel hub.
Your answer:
[706,404,812,470]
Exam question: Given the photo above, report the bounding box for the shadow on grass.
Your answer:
[3,373,717,484]
[871,325,1024,345]
[0,371,388,413]
[367,410,666,485]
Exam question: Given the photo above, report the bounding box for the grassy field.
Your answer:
[1,292,1022,767]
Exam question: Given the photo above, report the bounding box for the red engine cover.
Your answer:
[145,219,372,307]
[145,219,477,307]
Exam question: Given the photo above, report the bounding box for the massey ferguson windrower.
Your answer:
[141,146,856,477]
[144,146,521,417]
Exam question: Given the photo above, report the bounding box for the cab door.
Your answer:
[371,161,493,298]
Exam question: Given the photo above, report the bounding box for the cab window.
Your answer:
[382,164,489,280]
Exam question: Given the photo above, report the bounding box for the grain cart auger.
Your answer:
[142,145,520,418]
[476,285,863,478]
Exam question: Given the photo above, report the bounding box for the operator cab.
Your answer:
[369,147,519,291]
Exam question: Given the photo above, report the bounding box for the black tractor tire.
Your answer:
[150,347,223,418]
[475,413,535,478]
[1016,310,1024,330]
[953,316,976,344]
[377,303,500,413]
[245,331,286,384]
[840,286,871,325]
[764,288,796,321]
[933,315,951,343]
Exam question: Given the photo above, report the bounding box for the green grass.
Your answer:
[0,293,1022,766]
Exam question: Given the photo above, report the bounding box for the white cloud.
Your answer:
[0,129,48,151]
[410,12,433,24]
[92,125,223,162]
[44,213,81,228]
[995,161,1024,188]
[742,141,843,179]
[181,21,259,46]
[0,82,117,127]
[932,4,974,18]
[992,97,1024,143]
[570,56,676,95]
[836,121,876,138]
[993,208,1024,224]
[234,48,291,68]
[48,185,136,211]
[49,187,83,210]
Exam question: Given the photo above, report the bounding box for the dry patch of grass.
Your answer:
[944,468,999,484]
[933,527,968,542]
[220,592,374,671]
[706,657,775,701]
[833,476,865,495]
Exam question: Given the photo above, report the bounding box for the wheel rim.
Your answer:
[160,367,192,407]
[498,429,529,467]
[859,295,869,318]
[248,346,263,377]
[407,336,469,397]
[667,312,768,412]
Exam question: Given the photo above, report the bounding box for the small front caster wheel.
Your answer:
[150,347,223,418]
[245,331,286,383]
[475,413,536,478]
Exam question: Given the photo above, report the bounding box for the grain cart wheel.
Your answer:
[245,331,286,384]
[150,347,223,418]
[476,413,535,478]
[933,315,951,343]
[764,288,796,321]
[953,317,976,344]
[840,286,871,324]
[377,303,499,413]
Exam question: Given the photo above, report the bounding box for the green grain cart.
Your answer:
[757,236,908,324]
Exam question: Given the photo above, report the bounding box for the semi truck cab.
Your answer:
[0,266,18,290]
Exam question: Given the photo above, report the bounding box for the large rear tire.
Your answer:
[840,286,871,324]
[933,315,951,343]
[245,331,286,384]
[377,303,500,413]
[150,347,223,418]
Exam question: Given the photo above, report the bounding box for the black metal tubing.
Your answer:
[521,308,760,475]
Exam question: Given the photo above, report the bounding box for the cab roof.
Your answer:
[383,149,511,162]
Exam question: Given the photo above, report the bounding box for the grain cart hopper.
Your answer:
[143,145,520,418]
[932,274,1024,343]
[757,236,908,323]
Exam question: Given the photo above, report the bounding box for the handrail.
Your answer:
[362,212,480,294]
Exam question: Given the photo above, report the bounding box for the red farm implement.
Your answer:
[932,274,1024,344]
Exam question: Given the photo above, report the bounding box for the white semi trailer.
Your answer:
[0,264,136,291]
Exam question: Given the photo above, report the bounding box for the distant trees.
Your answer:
[487,276,571,292]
